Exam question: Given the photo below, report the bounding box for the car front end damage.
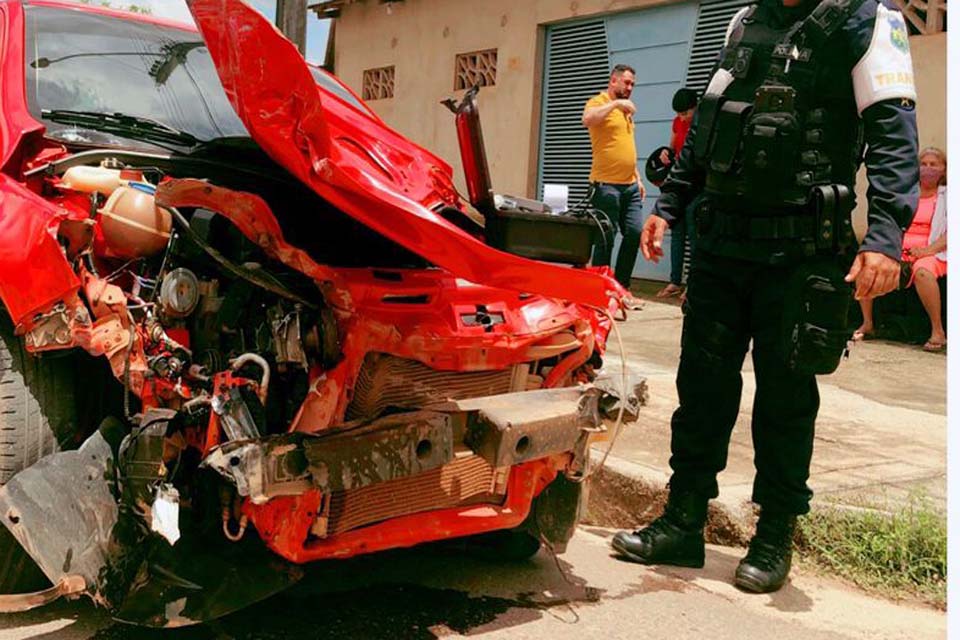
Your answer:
[1,380,641,626]
[0,0,646,626]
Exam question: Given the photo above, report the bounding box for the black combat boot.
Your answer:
[611,492,707,568]
[735,511,797,593]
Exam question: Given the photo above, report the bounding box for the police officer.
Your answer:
[611,0,919,593]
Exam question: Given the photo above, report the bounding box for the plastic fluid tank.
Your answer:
[98,185,172,258]
[59,166,124,195]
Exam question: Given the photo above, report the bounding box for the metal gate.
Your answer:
[537,19,610,208]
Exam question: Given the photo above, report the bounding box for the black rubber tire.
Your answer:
[0,317,80,485]
[461,530,542,562]
[0,316,81,594]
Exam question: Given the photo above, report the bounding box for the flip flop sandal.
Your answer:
[656,285,682,299]
[923,340,946,352]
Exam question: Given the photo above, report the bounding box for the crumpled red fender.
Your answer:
[185,0,617,309]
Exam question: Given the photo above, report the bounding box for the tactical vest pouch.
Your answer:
[780,260,852,376]
[709,101,753,174]
[742,111,800,187]
[694,95,725,164]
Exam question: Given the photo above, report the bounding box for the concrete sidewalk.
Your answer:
[587,299,946,539]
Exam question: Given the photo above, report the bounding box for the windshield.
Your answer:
[24,5,249,148]
[307,66,375,118]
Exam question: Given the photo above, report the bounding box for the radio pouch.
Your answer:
[694,94,725,164]
[742,111,800,187]
[709,101,753,174]
[780,259,853,376]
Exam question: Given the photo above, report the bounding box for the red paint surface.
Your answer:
[0,0,634,563]
[185,0,617,308]
[244,456,563,563]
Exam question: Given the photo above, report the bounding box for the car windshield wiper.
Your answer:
[41,109,200,148]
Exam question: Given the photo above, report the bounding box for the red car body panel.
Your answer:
[0,3,81,322]
[245,456,563,563]
[185,0,616,309]
[0,0,638,611]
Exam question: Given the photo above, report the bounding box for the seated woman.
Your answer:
[855,147,947,351]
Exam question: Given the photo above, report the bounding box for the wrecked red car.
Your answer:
[0,0,642,626]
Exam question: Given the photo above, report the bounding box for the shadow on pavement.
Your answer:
[2,541,605,640]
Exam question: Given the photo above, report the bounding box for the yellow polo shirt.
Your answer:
[585,92,638,184]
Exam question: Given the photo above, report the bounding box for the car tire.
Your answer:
[462,529,542,561]
[0,315,81,594]
[0,316,80,485]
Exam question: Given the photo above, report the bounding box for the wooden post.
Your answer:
[925,0,945,35]
[276,0,308,53]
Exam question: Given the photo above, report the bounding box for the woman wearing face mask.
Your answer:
[854,147,947,351]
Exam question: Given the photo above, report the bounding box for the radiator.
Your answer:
[325,454,501,536]
[346,353,526,422]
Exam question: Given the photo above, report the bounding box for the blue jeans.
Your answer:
[669,195,702,286]
[590,182,644,288]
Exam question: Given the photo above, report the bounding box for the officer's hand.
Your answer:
[659,149,672,165]
[845,251,901,300]
[615,99,637,116]
[640,214,668,262]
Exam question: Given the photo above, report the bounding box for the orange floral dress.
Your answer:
[902,193,946,287]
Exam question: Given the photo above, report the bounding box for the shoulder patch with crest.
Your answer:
[851,4,917,115]
[888,12,909,52]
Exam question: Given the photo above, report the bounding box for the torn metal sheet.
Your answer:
[202,440,267,502]
[593,372,649,422]
[201,435,311,504]
[0,430,118,602]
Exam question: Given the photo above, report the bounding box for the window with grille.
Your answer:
[454,49,497,90]
[362,66,395,100]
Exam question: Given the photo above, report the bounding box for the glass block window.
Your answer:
[454,49,498,90]
[362,66,395,100]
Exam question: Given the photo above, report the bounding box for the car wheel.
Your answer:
[461,529,542,561]
[0,316,81,484]
[0,315,81,594]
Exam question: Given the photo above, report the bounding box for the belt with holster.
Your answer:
[698,184,854,254]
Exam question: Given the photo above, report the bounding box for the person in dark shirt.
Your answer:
[657,88,699,298]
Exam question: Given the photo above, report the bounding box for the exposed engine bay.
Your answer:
[0,148,645,626]
[0,0,651,626]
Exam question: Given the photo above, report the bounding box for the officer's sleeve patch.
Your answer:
[851,4,917,115]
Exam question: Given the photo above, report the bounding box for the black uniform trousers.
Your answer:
[669,249,819,515]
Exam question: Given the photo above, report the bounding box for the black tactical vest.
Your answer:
[696,0,864,215]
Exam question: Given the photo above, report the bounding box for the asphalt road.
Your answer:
[0,527,943,640]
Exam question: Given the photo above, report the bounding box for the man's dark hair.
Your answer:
[611,64,636,77]
[672,88,699,112]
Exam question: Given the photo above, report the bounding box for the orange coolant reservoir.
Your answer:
[97,184,172,258]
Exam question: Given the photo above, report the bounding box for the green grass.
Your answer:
[794,496,946,609]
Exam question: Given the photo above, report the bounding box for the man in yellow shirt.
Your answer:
[582,64,646,296]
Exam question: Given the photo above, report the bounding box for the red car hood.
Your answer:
[185,0,614,308]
